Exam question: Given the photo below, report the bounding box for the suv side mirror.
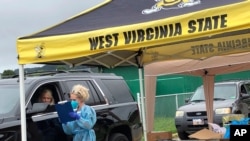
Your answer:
[27,103,49,114]
[185,98,190,103]
[240,93,250,100]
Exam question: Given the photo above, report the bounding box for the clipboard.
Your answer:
[55,101,75,123]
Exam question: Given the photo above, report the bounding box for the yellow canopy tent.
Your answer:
[17,0,250,140]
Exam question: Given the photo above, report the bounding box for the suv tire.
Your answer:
[177,131,189,140]
[109,133,129,141]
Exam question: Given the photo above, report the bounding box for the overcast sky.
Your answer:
[0,0,104,73]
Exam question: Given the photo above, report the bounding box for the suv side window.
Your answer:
[244,83,250,94]
[64,80,106,106]
[101,79,134,103]
[30,82,62,105]
[240,85,247,94]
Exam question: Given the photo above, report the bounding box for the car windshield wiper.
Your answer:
[213,98,226,101]
[190,99,205,102]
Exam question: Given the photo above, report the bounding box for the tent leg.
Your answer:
[202,75,215,130]
[137,93,142,123]
[138,68,144,104]
[144,75,156,132]
[19,65,27,141]
[140,92,147,141]
[138,68,148,141]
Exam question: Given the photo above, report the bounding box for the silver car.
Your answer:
[175,80,250,140]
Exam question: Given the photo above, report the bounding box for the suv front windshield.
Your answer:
[190,84,237,102]
[0,85,20,114]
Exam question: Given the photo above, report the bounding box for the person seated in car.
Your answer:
[36,88,67,141]
[38,88,55,105]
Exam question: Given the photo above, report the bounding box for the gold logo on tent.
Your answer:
[142,0,201,14]
[34,43,45,58]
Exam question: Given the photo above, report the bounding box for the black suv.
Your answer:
[175,80,250,140]
[0,71,143,141]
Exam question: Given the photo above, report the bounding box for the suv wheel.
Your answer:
[177,131,189,140]
[109,133,129,141]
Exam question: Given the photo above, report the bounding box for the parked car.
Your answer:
[0,71,143,141]
[175,80,250,140]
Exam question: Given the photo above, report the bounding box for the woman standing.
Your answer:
[62,84,97,141]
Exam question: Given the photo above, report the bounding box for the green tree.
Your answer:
[2,69,16,78]
[56,65,68,71]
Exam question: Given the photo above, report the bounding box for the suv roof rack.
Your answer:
[12,69,93,78]
[217,79,248,82]
[67,69,92,73]
[12,70,68,78]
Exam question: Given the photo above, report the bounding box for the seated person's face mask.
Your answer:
[71,100,79,109]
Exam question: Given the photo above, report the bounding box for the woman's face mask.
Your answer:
[71,100,79,109]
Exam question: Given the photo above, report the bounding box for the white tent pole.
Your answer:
[138,68,144,107]
[137,93,142,122]
[19,65,27,141]
[138,68,147,141]
[140,92,147,141]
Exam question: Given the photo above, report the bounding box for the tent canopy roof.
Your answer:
[17,0,250,68]
[20,0,243,39]
[144,52,250,76]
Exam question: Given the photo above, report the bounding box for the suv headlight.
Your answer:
[175,111,184,117]
[215,108,231,114]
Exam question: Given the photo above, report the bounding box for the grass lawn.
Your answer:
[154,117,177,133]
[141,117,177,140]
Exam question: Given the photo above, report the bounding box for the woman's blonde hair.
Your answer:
[71,84,89,102]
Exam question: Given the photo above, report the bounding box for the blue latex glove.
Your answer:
[69,112,80,120]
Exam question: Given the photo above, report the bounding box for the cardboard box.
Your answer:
[188,128,223,140]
